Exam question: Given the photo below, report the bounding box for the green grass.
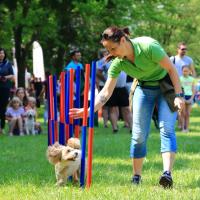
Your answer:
[0,105,200,200]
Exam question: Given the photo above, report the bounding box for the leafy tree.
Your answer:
[0,0,57,86]
[1,0,200,87]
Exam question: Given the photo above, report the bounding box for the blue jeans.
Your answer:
[130,86,177,158]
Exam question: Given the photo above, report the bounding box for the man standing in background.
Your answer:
[64,50,83,71]
[170,42,196,77]
[64,49,84,107]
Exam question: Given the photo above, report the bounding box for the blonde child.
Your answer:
[25,96,36,111]
[180,65,196,132]
[5,97,25,136]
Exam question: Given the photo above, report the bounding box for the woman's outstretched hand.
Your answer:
[69,108,84,119]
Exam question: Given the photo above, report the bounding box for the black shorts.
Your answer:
[106,87,129,107]
[184,95,192,100]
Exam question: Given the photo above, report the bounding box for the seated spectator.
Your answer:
[5,97,25,136]
[15,87,28,107]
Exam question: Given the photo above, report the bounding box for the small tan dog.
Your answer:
[46,138,81,186]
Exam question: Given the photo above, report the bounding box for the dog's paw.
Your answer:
[73,172,79,182]
[55,180,65,187]
[72,180,79,185]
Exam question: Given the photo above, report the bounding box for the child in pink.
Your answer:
[5,97,25,136]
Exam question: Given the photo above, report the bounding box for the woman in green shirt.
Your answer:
[70,26,184,188]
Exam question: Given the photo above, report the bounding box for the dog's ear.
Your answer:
[46,145,62,164]
[53,142,60,148]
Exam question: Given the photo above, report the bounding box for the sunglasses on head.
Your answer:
[101,32,122,42]
[101,33,112,40]
[101,33,118,41]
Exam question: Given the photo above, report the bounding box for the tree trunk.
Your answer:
[14,26,26,88]
[54,47,65,74]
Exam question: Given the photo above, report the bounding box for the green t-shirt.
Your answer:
[108,37,167,85]
[180,75,195,96]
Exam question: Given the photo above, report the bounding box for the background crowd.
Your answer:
[0,40,200,136]
[0,48,43,135]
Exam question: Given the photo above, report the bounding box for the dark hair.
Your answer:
[0,48,7,61]
[101,26,130,43]
[15,87,28,106]
[101,26,130,62]
[123,27,130,36]
[45,71,51,78]
[69,49,81,57]
[182,65,189,70]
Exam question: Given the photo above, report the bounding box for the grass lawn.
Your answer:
[0,105,200,200]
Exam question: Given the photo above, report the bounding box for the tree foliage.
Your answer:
[0,0,200,86]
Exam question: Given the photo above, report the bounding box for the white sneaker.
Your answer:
[185,129,189,133]
[20,132,24,136]
[9,132,13,136]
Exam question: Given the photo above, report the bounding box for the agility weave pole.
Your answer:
[80,63,90,187]
[53,75,58,142]
[86,61,96,188]
[69,69,74,138]
[47,63,96,188]
[48,75,55,145]
[59,72,65,145]
[65,71,70,142]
